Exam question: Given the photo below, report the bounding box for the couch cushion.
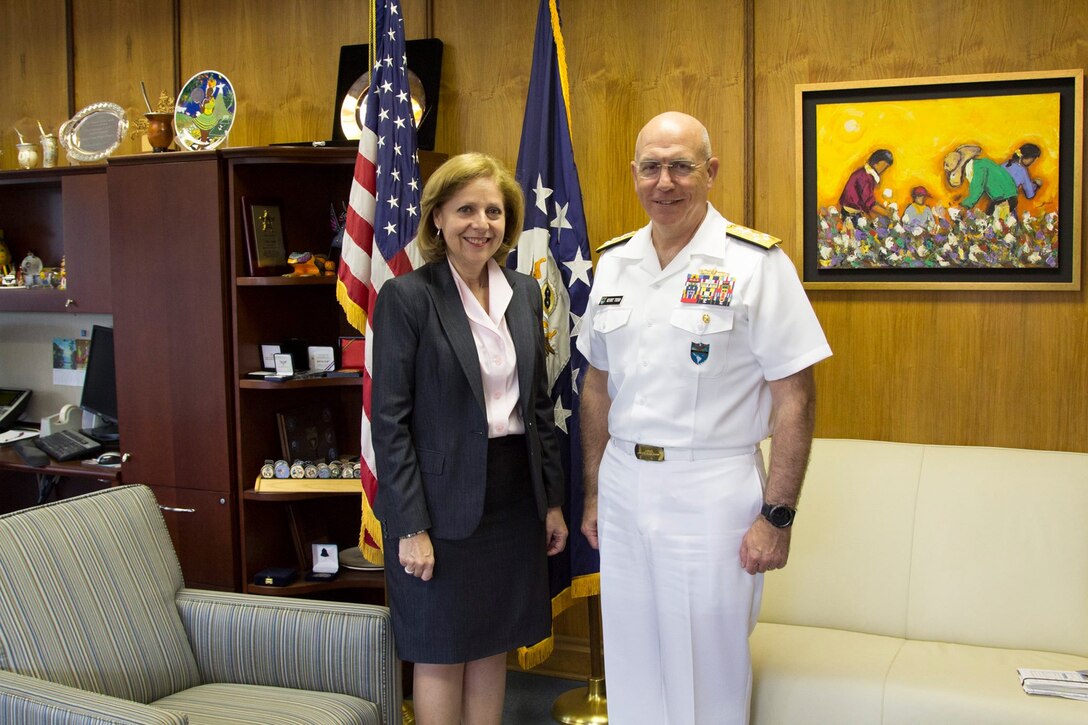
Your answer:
[750,622,904,724]
[177,589,399,725]
[882,639,1088,725]
[0,669,188,725]
[908,445,1088,657]
[152,683,380,725]
[0,486,201,703]
[758,439,923,638]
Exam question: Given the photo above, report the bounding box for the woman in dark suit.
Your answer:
[371,153,568,725]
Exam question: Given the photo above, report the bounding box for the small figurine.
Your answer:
[285,251,321,277]
[283,252,336,277]
[20,251,43,288]
[0,231,12,276]
[329,202,348,261]
[58,255,67,290]
[0,232,15,287]
[42,267,64,287]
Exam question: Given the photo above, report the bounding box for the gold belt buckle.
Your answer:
[634,444,665,462]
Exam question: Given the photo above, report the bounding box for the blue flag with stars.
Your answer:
[509,0,597,669]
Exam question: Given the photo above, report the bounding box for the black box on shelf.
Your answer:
[252,567,298,587]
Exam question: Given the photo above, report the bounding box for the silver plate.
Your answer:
[59,102,128,163]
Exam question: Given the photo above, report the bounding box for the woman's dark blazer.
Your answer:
[371,260,564,540]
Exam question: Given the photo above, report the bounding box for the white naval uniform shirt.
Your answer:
[577,203,832,451]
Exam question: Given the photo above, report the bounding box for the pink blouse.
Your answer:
[449,258,525,438]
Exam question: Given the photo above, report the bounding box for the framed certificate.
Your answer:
[242,197,288,275]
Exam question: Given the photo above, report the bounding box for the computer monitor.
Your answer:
[80,325,119,443]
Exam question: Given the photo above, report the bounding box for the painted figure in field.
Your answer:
[944,144,1018,218]
[901,186,936,234]
[838,149,894,225]
[1002,143,1043,209]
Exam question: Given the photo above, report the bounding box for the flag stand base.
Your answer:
[551,676,607,724]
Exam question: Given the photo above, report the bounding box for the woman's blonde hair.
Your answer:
[417,152,525,264]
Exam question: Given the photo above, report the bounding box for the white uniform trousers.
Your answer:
[598,439,765,725]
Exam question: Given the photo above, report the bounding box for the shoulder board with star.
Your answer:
[726,222,780,249]
[595,231,636,254]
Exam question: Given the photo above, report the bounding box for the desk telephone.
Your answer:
[34,404,103,462]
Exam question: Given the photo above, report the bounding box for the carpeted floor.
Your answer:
[502,671,586,725]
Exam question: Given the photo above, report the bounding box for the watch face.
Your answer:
[765,504,795,527]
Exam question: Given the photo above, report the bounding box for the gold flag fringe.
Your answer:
[358,499,385,565]
[336,278,369,335]
[516,572,600,669]
[548,0,573,135]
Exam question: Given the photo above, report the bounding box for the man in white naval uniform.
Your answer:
[577,112,832,724]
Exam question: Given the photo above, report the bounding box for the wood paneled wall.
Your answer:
[3,0,1087,680]
[434,0,747,249]
[752,0,1088,453]
[1,0,68,161]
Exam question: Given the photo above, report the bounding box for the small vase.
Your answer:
[16,142,40,169]
[145,112,175,152]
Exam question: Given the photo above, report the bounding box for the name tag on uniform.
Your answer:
[681,269,735,306]
[599,295,623,305]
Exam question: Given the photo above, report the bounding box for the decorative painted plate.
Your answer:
[174,70,236,151]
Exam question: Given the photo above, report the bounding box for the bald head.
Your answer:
[635,112,712,161]
[630,112,719,245]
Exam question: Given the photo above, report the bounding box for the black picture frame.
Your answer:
[797,69,1082,290]
[333,38,444,150]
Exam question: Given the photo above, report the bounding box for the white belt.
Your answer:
[610,438,754,462]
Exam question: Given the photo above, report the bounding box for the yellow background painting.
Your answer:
[816,93,1060,214]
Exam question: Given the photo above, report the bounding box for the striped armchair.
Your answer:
[0,485,400,725]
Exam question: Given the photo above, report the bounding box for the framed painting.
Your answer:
[796,69,1082,290]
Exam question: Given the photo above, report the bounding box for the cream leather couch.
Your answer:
[751,438,1088,724]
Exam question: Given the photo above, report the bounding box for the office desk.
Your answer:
[0,444,121,514]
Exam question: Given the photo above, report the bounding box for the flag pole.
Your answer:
[550,594,607,724]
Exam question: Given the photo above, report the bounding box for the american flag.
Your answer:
[510,0,597,669]
[336,0,422,563]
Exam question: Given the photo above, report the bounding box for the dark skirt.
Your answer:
[384,434,551,664]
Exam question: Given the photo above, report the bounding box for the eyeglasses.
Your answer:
[635,159,709,179]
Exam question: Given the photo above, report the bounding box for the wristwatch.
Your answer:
[761,502,796,528]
